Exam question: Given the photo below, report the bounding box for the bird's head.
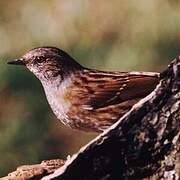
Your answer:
[8,47,82,82]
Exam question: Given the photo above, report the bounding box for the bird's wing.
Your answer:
[70,70,159,109]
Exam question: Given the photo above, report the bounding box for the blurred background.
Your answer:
[0,0,180,176]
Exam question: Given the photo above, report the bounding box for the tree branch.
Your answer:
[2,57,180,180]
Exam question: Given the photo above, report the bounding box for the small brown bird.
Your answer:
[8,47,159,132]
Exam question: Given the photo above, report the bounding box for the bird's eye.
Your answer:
[36,57,44,64]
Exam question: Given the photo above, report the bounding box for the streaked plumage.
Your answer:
[8,47,159,132]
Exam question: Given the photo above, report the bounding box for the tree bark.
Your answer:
[2,57,180,180]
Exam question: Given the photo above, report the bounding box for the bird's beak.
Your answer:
[7,59,25,66]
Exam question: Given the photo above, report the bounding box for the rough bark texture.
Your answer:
[2,57,180,180]
[1,159,65,180]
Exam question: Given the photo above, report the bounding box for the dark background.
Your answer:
[0,0,179,176]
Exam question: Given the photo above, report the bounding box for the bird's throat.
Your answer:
[41,76,72,125]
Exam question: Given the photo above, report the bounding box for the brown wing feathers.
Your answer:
[65,70,159,131]
[70,70,159,110]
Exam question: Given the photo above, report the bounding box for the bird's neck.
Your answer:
[40,75,62,91]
